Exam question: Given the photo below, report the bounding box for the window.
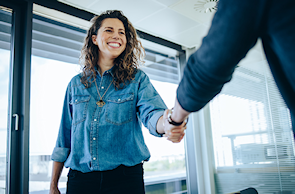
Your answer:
[142,60,187,193]
[30,58,79,193]
[209,46,295,193]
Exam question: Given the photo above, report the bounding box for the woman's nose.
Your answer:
[112,32,119,39]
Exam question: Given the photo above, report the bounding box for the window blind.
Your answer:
[209,58,295,194]
[0,11,179,84]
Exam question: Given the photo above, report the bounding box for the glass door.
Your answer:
[29,10,85,193]
[0,6,12,194]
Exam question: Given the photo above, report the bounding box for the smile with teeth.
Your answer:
[108,43,121,48]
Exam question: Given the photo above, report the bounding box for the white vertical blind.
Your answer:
[209,58,295,193]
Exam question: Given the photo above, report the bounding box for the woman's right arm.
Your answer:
[49,161,64,194]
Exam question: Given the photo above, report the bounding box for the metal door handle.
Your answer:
[13,114,19,130]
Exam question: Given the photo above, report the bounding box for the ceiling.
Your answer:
[57,0,216,49]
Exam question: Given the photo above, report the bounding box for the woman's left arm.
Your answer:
[136,71,186,142]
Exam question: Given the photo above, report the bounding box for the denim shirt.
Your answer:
[51,69,167,172]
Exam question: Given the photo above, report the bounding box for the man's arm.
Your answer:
[177,0,267,112]
[165,0,269,142]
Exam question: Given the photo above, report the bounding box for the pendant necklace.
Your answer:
[93,76,113,107]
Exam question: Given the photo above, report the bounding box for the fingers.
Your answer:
[166,128,186,143]
[171,125,187,133]
[170,135,183,143]
[165,131,185,142]
[163,109,169,120]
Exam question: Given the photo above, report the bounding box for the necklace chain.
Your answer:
[93,76,113,107]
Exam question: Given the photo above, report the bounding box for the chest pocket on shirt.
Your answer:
[106,93,134,125]
[70,95,91,125]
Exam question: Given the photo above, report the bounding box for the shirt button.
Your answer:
[93,157,96,160]
[75,99,78,102]
[101,86,104,89]
[118,99,121,101]
[94,119,97,121]
[93,137,96,140]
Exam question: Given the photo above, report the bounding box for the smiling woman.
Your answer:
[49,10,186,194]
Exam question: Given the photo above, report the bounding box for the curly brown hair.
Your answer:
[80,10,145,89]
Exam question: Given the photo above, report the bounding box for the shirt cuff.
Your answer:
[148,110,165,137]
[51,147,70,162]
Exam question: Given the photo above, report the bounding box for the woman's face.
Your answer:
[92,18,127,61]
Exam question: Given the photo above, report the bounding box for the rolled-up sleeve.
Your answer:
[136,71,167,137]
[51,83,72,162]
[51,147,70,162]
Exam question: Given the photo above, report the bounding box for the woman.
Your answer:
[49,10,186,194]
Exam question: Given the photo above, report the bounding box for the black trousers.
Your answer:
[66,163,145,194]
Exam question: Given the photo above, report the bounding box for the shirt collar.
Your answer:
[105,67,115,77]
[95,65,115,78]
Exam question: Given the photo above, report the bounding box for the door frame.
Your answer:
[2,0,33,193]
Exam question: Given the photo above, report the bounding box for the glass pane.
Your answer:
[0,6,12,194]
[140,50,187,193]
[29,14,83,193]
[143,80,187,194]
[30,57,79,193]
[210,59,295,193]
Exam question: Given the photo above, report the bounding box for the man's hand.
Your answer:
[163,109,187,143]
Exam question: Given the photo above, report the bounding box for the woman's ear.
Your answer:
[92,35,97,45]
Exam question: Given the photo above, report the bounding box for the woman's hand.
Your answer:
[49,161,64,194]
[163,109,187,143]
[49,186,61,194]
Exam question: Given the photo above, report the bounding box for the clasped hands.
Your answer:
[163,109,187,143]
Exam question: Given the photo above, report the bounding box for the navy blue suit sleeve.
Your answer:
[177,0,268,112]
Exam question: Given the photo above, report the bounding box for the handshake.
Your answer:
[162,109,188,143]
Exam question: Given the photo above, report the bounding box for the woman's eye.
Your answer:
[120,32,125,35]
[106,29,112,32]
